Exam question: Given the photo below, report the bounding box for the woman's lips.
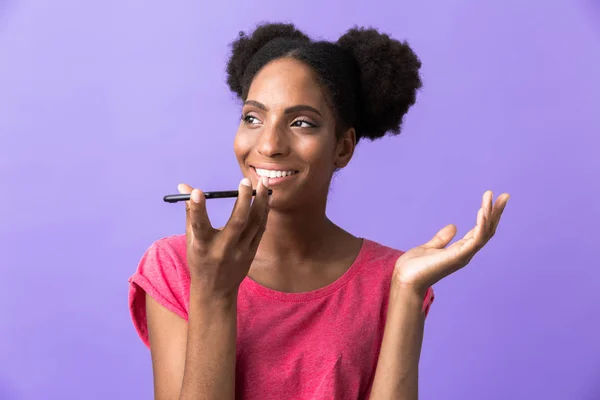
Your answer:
[251,167,299,186]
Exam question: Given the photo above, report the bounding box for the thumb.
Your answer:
[422,224,457,249]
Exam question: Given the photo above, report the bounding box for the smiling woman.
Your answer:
[235,57,349,209]
[127,22,509,400]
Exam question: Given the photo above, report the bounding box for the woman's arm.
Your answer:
[146,285,238,400]
[369,283,425,400]
[145,179,270,399]
[370,190,510,399]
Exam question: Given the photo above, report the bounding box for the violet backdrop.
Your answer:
[1,0,599,399]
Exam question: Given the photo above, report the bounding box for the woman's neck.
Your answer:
[256,207,339,263]
[250,204,362,293]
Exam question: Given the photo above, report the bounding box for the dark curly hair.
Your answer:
[226,22,423,143]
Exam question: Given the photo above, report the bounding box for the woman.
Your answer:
[128,23,509,400]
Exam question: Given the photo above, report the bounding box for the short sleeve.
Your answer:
[422,287,434,318]
[128,239,190,348]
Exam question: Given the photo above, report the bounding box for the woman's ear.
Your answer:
[334,127,356,169]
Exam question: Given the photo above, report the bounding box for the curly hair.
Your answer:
[226,22,422,143]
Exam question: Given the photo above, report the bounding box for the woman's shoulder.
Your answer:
[360,238,405,265]
[147,234,187,258]
[360,238,435,316]
[342,238,404,286]
[131,233,190,290]
[128,234,190,347]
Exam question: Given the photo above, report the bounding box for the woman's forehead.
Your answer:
[246,59,328,110]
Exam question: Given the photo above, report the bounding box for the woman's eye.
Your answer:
[243,115,261,124]
[291,119,315,128]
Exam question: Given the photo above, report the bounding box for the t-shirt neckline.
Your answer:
[241,238,373,302]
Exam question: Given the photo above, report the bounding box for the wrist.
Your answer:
[190,280,239,309]
[391,276,426,297]
[389,280,426,309]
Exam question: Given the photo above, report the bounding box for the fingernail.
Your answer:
[177,184,183,193]
[191,190,202,203]
[241,178,251,187]
[262,177,270,188]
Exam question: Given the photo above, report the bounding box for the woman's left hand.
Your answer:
[393,190,510,296]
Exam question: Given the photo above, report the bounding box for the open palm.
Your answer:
[393,190,510,295]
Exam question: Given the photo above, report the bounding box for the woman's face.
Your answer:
[234,58,355,210]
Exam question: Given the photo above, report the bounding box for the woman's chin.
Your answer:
[265,192,297,212]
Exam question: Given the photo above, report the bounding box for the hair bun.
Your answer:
[337,27,423,140]
[226,23,311,97]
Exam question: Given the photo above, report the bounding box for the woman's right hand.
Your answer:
[178,177,271,299]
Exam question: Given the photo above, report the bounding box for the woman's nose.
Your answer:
[257,124,290,158]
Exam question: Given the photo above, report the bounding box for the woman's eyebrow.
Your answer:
[243,100,322,117]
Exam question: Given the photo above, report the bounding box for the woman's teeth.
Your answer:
[255,168,297,178]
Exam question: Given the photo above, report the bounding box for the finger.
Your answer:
[462,225,477,241]
[473,206,488,246]
[462,201,487,241]
[178,184,193,238]
[489,193,510,235]
[422,224,457,249]
[482,190,493,230]
[221,178,254,241]
[243,177,271,244]
[447,207,487,258]
[178,183,193,197]
[249,204,270,251]
[184,186,213,242]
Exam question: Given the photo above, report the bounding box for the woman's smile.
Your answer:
[250,165,300,186]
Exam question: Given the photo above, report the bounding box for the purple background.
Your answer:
[1,1,599,399]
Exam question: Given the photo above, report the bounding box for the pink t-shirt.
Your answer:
[128,235,434,400]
